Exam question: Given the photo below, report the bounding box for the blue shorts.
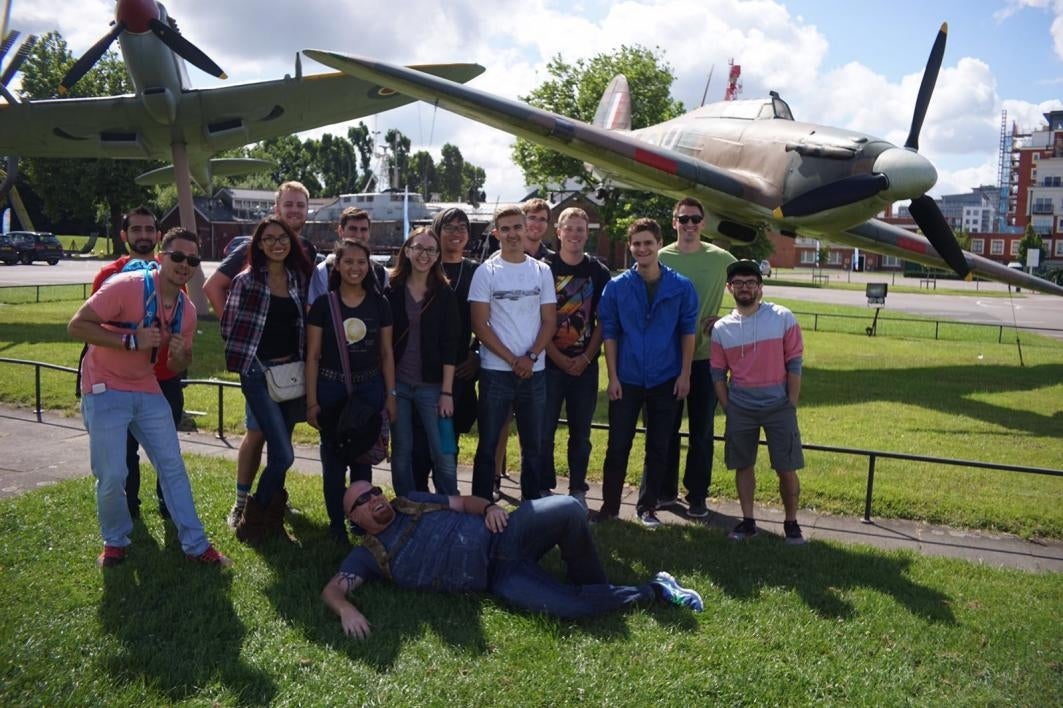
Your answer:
[724,401,804,472]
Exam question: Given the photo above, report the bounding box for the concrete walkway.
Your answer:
[1,404,1060,573]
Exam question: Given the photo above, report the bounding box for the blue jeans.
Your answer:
[317,376,383,535]
[241,361,303,507]
[124,375,183,515]
[81,389,209,555]
[658,359,717,504]
[392,381,457,497]
[490,496,654,617]
[600,378,679,516]
[473,369,546,501]
[541,361,599,493]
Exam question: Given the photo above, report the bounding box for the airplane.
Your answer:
[303,24,1063,297]
[0,0,482,307]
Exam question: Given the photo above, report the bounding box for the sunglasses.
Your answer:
[346,486,383,515]
[676,215,704,225]
[163,251,202,267]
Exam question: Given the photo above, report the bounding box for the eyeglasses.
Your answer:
[261,235,291,246]
[676,214,704,225]
[346,486,383,515]
[441,224,469,234]
[163,251,202,267]
[407,245,439,258]
[729,279,760,289]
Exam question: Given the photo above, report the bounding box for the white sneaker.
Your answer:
[639,511,661,529]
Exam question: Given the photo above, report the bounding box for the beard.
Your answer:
[130,239,155,256]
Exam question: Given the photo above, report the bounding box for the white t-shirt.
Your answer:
[468,253,556,372]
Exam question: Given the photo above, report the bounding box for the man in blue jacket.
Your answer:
[596,218,698,527]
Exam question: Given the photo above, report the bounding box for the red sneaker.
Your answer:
[187,544,233,568]
[97,545,127,568]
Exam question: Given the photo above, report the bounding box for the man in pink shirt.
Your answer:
[69,228,231,568]
[710,260,806,545]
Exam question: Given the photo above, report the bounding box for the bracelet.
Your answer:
[307,403,320,410]
[582,353,592,364]
[122,333,138,351]
[440,391,453,397]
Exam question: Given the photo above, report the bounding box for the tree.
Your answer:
[384,129,411,190]
[511,45,685,242]
[436,143,465,201]
[247,135,322,195]
[16,32,156,251]
[730,229,775,263]
[317,133,360,197]
[347,122,375,190]
[409,150,437,198]
[1018,223,1043,268]
[461,162,486,204]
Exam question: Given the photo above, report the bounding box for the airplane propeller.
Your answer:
[60,7,225,94]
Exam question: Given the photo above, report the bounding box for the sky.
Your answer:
[8,0,1063,202]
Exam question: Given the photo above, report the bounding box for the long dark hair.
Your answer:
[328,239,379,295]
[246,215,313,281]
[388,226,448,290]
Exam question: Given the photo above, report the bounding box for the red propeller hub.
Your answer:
[116,0,160,34]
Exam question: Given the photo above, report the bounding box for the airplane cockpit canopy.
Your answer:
[693,95,794,121]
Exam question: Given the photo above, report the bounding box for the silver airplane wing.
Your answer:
[303,50,1063,298]
[0,64,484,162]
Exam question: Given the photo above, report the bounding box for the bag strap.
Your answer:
[360,497,450,581]
[328,291,353,395]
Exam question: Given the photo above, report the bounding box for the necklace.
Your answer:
[446,259,466,293]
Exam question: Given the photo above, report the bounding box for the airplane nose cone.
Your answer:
[117,0,161,34]
[874,147,937,199]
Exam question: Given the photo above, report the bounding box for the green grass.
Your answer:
[0,463,1060,705]
[2,298,1061,538]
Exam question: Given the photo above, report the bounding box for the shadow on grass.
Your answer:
[593,519,956,624]
[98,522,276,705]
[802,363,1063,434]
[0,321,76,352]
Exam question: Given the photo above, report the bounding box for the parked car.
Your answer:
[0,233,20,265]
[9,231,64,265]
[759,259,772,278]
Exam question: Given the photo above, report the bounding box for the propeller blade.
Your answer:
[1,29,19,60]
[905,22,947,151]
[148,18,226,79]
[908,194,971,279]
[774,173,889,219]
[0,34,35,88]
[59,22,124,94]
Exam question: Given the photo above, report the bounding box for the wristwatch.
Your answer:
[526,350,539,362]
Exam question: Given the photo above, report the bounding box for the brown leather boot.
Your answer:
[235,495,268,545]
[263,488,295,543]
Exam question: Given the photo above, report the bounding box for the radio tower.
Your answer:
[723,58,742,101]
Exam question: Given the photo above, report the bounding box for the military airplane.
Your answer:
[0,0,483,219]
[303,25,1063,297]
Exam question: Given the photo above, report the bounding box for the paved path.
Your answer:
[1,404,1059,573]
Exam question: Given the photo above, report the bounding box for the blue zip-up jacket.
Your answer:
[598,263,699,388]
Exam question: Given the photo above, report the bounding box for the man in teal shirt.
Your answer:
[655,197,736,517]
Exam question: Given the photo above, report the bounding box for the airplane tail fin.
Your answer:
[592,74,631,131]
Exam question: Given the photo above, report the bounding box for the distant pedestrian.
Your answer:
[711,259,807,544]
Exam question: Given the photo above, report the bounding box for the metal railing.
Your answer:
[3,356,1059,524]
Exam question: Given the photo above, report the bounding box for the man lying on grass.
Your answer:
[322,481,703,637]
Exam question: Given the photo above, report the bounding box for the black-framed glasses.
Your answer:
[262,235,291,246]
[163,251,202,267]
[676,215,704,225]
[407,245,439,258]
[729,279,760,289]
[441,224,469,234]
[346,486,383,515]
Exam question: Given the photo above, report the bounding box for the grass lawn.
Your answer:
[0,463,1060,706]
[1,297,1061,538]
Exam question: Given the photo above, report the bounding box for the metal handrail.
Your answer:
[1,356,1060,523]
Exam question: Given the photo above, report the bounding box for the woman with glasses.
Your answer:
[386,227,461,496]
[221,215,312,544]
[305,238,396,544]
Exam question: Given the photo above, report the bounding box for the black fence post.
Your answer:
[34,364,42,423]
[862,453,877,523]
[216,383,226,440]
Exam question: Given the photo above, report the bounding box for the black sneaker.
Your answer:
[784,520,806,545]
[687,501,709,518]
[728,519,758,540]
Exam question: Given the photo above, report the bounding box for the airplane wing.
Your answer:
[302,50,766,209]
[304,50,1063,298]
[0,64,484,162]
[822,219,1063,296]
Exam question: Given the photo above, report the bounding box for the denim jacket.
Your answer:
[598,263,698,389]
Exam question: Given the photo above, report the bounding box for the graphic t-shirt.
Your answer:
[543,253,610,364]
[307,292,393,374]
[81,271,197,394]
[467,254,556,372]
